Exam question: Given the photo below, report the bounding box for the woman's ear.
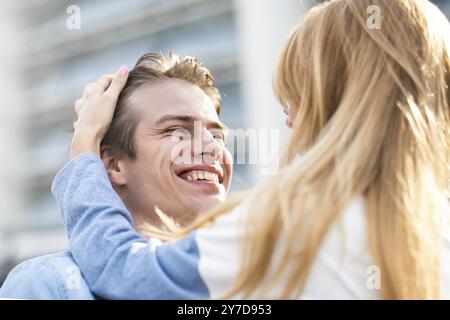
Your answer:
[100,146,127,187]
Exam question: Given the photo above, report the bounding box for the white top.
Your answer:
[197,196,450,299]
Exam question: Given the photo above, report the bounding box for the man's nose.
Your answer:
[191,128,223,162]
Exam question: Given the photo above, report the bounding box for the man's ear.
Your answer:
[100,146,127,187]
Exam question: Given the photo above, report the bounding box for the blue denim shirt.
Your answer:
[0,251,95,300]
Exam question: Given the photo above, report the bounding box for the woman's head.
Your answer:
[265,0,450,299]
[200,0,450,299]
[275,0,450,173]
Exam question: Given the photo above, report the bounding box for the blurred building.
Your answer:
[0,0,306,282]
[434,0,450,13]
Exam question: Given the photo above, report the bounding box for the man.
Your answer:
[0,52,233,299]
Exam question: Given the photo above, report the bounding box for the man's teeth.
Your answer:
[184,171,219,182]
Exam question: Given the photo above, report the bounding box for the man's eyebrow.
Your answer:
[155,114,228,131]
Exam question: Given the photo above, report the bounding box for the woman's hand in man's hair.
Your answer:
[70,65,129,159]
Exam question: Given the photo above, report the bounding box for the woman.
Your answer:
[54,0,450,299]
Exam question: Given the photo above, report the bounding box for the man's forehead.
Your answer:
[129,80,219,123]
[128,79,220,126]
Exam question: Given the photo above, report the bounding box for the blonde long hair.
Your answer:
[154,0,450,299]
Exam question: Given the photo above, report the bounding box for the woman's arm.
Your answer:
[52,152,213,299]
[52,152,243,299]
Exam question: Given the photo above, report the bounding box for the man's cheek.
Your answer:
[169,141,192,165]
[223,149,233,171]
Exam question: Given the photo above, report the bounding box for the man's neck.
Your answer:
[113,186,164,237]
[131,212,164,237]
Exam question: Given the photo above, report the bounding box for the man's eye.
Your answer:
[211,131,226,142]
[167,128,190,140]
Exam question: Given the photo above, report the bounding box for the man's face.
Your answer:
[117,79,232,226]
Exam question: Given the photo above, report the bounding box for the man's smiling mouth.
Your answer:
[175,165,224,185]
[180,170,219,182]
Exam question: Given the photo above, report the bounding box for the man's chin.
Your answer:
[184,195,225,213]
[163,197,224,227]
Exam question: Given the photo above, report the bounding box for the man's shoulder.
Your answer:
[7,250,79,284]
[21,250,77,269]
[0,250,94,300]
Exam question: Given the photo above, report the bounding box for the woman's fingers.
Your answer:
[82,74,114,98]
[104,65,129,101]
[82,83,97,98]
[70,65,129,158]
[95,74,114,93]
[77,74,115,113]
[74,98,83,115]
